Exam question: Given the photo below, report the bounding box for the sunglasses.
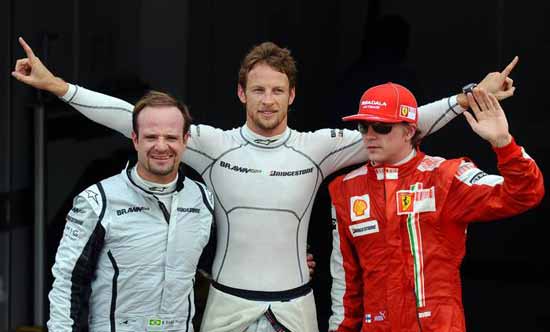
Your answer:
[357,122,395,135]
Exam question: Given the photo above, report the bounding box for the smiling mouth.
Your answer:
[150,155,173,161]
[259,110,277,116]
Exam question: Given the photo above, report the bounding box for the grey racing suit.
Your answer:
[58,84,463,332]
[47,161,214,332]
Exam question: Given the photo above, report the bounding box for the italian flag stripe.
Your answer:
[406,184,425,308]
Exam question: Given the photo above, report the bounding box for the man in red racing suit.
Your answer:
[328,83,544,332]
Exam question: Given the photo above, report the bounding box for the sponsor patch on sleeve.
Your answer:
[455,162,503,186]
[63,223,82,241]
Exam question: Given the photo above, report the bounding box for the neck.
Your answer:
[392,148,416,166]
[132,166,178,195]
[371,147,416,166]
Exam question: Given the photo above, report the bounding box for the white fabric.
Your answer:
[200,286,318,332]
[48,164,214,332]
[131,166,178,211]
[59,84,464,331]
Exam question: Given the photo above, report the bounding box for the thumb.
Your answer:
[494,87,515,100]
[11,71,34,85]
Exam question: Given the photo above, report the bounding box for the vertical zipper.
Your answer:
[154,196,170,224]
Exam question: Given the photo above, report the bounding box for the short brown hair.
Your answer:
[238,42,297,90]
[132,91,192,135]
[411,127,423,147]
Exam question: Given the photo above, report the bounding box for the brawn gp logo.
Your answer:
[220,161,262,174]
[116,206,150,216]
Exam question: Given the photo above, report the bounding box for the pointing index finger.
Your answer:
[501,56,519,77]
[18,37,36,59]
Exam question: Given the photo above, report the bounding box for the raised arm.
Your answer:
[418,56,519,137]
[456,56,518,109]
[446,88,544,223]
[12,37,135,138]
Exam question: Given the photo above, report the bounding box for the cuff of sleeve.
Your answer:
[60,83,77,102]
[493,137,521,164]
[450,95,467,114]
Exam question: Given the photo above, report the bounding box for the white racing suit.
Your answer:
[47,162,214,332]
[58,84,464,332]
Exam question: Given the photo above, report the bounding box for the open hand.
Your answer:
[463,87,512,147]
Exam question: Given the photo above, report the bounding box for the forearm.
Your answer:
[60,84,134,138]
[418,95,466,137]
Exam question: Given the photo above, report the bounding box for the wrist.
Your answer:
[458,83,478,108]
[457,93,469,108]
[490,134,512,148]
[48,77,69,97]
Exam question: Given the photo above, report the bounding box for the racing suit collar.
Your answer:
[130,166,178,195]
[240,125,291,148]
[367,149,425,181]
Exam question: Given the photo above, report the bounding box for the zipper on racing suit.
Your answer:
[154,196,170,223]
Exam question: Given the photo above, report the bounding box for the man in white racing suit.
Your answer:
[47,91,214,332]
[13,38,517,332]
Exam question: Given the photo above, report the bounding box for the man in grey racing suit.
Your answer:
[47,91,214,332]
[13,38,517,332]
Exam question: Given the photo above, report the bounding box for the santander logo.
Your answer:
[361,100,387,109]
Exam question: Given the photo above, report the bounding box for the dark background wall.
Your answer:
[1,0,549,331]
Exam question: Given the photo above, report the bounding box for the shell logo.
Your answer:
[353,199,369,216]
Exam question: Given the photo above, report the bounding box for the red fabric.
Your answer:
[329,139,544,332]
[342,82,418,124]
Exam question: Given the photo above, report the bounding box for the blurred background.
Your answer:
[1,0,549,331]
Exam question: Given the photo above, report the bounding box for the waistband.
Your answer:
[211,281,311,302]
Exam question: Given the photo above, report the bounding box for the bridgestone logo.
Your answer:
[352,224,376,234]
[177,207,200,213]
[349,220,379,237]
[269,167,314,176]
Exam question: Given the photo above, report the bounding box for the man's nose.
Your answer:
[364,126,378,139]
[154,138,169,150]
[262,91,275,104]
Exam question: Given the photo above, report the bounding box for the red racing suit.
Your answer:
[328,138,544,332]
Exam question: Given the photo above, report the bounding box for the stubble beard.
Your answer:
[146,157,176,177]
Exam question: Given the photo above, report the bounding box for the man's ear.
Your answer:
[183,132,190,144]
[405,125,417,141]
[237,84,247,104]
[288,87,296,106]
